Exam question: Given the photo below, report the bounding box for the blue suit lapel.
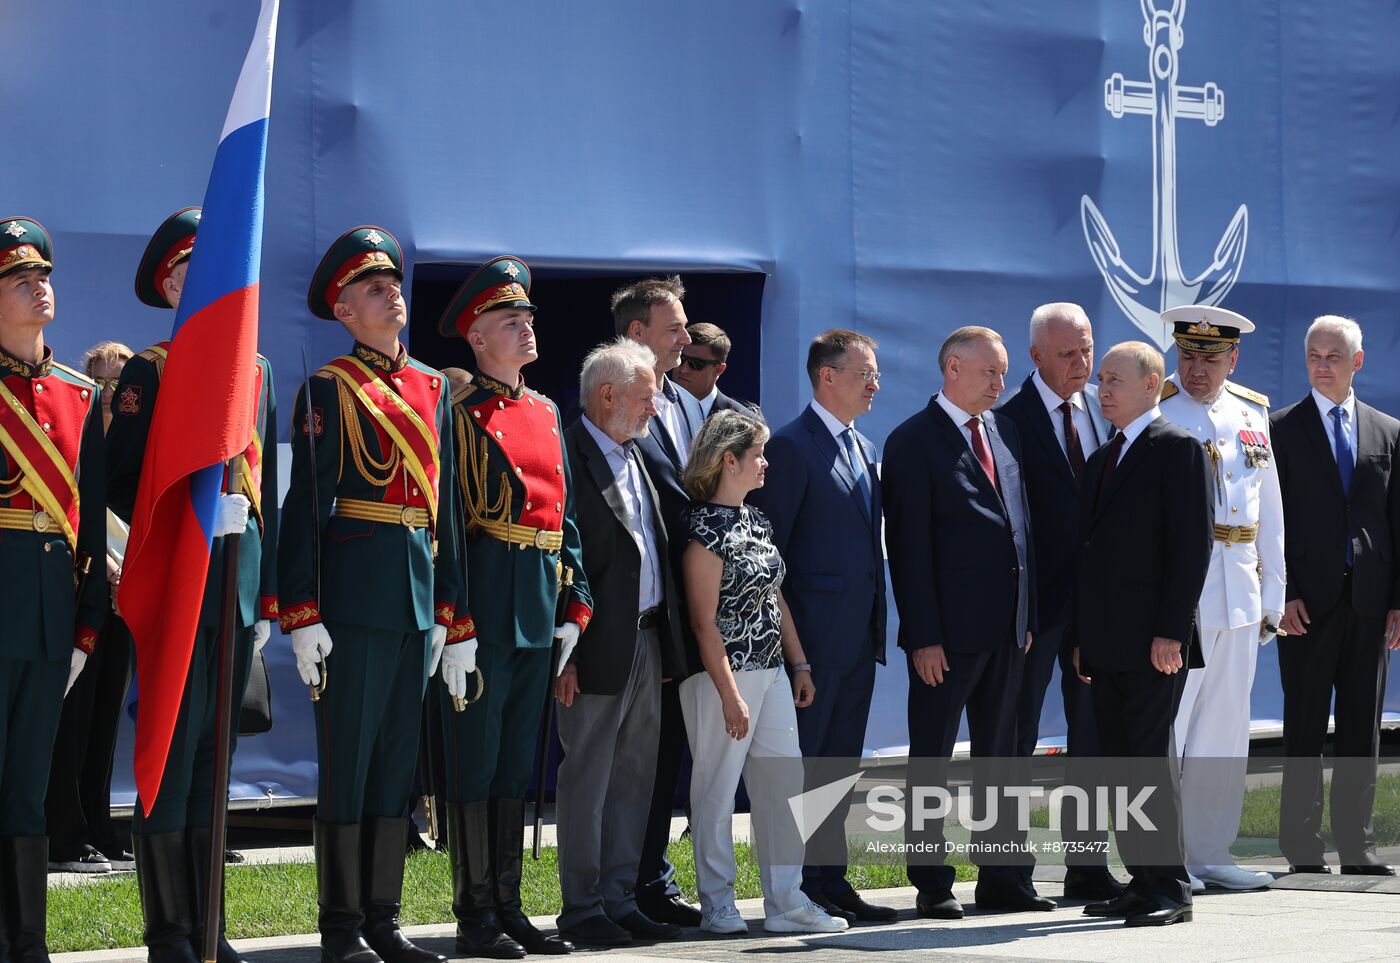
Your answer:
[801,405,873,529]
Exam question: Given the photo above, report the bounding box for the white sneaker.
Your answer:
[1187,871,1206,895]
[701,905,749,935]
[764,901,849,934]
[1197,864,1272,891]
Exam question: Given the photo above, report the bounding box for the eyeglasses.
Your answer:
[93,377,120,391]
[681,355,724,371]
[831,366,881,384]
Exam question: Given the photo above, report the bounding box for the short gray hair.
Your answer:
[1029,302,1090,347]
[579,336,656,403]
[938,325,1003,373]
[1306,315,1363,357]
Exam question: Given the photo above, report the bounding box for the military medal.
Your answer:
[1239,429,1270,468]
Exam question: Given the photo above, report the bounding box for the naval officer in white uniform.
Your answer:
[1158,304,1285,892]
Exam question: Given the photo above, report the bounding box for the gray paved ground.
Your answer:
[53,873,1400,963]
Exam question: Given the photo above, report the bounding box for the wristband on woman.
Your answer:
[791,662,812,673]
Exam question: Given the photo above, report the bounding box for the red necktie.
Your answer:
[1096,431,1125,507]
[1059,400,1086,481]
[967,417,998,490]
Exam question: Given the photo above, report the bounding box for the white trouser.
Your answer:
[1174,624,1260,868]
[680,665,807,919]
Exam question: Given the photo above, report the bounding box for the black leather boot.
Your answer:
[5,837,52,963]
[0,836,13,963]
[361,818,444,963]
[491,800,571,955]
[133,832,199,963]
[314,821,382,963]
[446,802,523,960]
[187,827,244,963]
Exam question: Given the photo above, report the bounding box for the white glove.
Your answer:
[428,624,447,676]
[441,639,479,701]
[213,493,251,538]
[65,649,88,697]
[252,620,272,655]
[1261,609,1283,647]
[291,624,334,686]
[554,622,581,677]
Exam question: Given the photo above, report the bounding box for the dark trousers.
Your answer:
[798,654,876,897]
[47,613,133,857]
[636,678,691,906]
[1090,665,1190,904]
[1277,590,1389,865]
[905,641,1023,898]
[0,656,68,835]
[1011,619,1107,876]
[441,640,549,802]
[134,623,254,834]
[314,622,429,824]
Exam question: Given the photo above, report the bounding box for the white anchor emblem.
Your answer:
[1081,0,1248,349]
[4,222,25,238]
[364,230,383,246]
[502,261,520,279]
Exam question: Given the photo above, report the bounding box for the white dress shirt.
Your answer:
[582,415,663,611]
[935,392,982,448]
[654,375,697,467]
[1031,369,1101,457]
[695,385,719,421]
[809,399,870,477]
[1116,405,1161,453]
[1312,387,1358,468]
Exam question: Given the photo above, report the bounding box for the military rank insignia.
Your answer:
[117,385,141,415]
[1239,429,1270,469]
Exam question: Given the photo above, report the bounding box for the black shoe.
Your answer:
[6,836,57,963]
[1341,863,1396,876]
[490,799,573,955]
[825,889,897,922]
[801,890,855,923]
[612,910,680,940]
[974,883,1056,913]
[1123,896,1192,927]
[636,893,703,927]
[1287,864,1331,875]
[559,915,632,948]
[444,803,524,960]
[1082,890,1151,917]
[1062,867,1127,901]
[224,850,246,865]
[132,831,201,963]
[47,844,112,874]
[361,818,446,963]
[914,891,964,920]
[188,827,245,963]
[312,821,383,963]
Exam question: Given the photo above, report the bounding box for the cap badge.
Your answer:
[4,222,24,238]
[364,229,383,246]
[503,261,520,278]
[1188,318,1221,337]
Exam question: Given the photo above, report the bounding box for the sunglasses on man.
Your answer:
[681,354,724,372]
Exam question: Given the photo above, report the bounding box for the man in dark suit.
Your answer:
[748,329,894,923]
[995,303,1119,901]
[1074,341,1213,927]
[611,277,703,925]
[883,326,1039,920]
[1273,315,1400,875]
[555,338,689,947]
[672,322,755,420]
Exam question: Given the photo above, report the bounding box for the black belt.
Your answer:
[637,606,660,631]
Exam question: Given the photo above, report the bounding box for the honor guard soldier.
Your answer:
[0,217,106,963]
[279,227,461,963]
[1158,304,1284,892]
[438,256,592,959]
[107,207,280,963]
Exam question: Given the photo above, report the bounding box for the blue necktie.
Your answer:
[841,428,873,512]
[1332,405,1355,564]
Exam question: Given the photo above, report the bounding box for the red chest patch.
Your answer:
[117,384,141,415]
[469,393,566,529]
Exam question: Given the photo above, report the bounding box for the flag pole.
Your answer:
[203,453,247,963]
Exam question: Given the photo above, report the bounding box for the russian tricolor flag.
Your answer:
[120,0,279,812]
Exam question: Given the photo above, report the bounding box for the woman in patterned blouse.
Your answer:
[676,411,846,937]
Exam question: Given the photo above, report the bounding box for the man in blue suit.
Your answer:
[996,303,1120,901]
[748,329,894,923]
[884,325,1041,919]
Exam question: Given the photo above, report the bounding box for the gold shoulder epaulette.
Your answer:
[1225,381,1269,408]
[1159,380,1180,401]
[451,373,476,407]
[50,361,95,387]
[314,369,336,380]
[136,346,165,363]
